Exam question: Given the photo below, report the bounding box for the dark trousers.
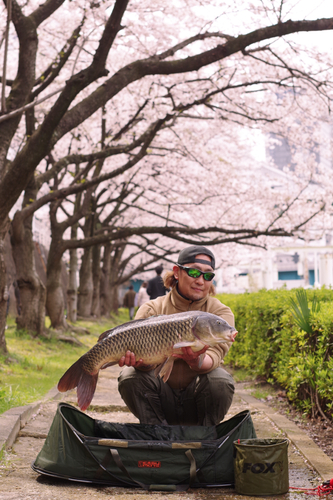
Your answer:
[118,366,235,426]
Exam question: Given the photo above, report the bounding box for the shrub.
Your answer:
[218,287,333,419]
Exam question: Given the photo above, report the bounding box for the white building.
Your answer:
[226,244,333,293]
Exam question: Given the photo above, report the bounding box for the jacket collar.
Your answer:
[170,285,209,311]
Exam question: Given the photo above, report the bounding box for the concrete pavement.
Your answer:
[0,366,333,499]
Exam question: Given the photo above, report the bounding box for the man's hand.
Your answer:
[172,345,212,371]
[119,351,144,368]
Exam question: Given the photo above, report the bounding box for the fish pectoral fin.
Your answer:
[197,353,205,369]
[101,361,118,370]
[172,341,197,349]
[173,340,207,352]
[154,359,168,377]
[154,357,175,382]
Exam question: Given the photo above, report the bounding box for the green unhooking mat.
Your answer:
[32,403,256,490]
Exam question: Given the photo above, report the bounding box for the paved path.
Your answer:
[1,366,333,499]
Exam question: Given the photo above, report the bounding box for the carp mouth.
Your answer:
[193,321,237,344]
[211,329,238,343]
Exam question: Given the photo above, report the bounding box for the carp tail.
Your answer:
[57,357,99,411]
[77,370,99,411]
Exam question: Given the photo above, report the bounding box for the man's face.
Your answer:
[173,254,213,301]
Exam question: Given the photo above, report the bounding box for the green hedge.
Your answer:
[217,288,333,419]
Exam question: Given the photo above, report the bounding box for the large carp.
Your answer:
[57,311,237,411]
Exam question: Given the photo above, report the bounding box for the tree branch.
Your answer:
[0,86,65,124]
[62,224,292,252]
[53,17,333,143]
[32,21,85,99]
[29,0,66,28]
[19,115,172,220]
[1,0,12,113]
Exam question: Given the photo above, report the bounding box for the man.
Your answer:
[122,285,136,320]
[146,265,167,300]
[118,246,236,426]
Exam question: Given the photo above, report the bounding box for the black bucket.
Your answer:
[233,438,289,496]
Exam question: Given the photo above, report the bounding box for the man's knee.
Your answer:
[118,367,160,399]
[118,367,167,424]
[118,366,138,385]
[206,367,235,398]
[195,368,235,425]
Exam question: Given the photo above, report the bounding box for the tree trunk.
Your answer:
[109,282,119,314]
[9,103,46,335]
[0,222,9,354]
[109,246,125,314]
[91,244,101,317]
[67,218,78,323]
[46,234,67,330]
[100,242,111,316]
[10,209,46,335]
[67,177,81,323]
[67,246,78,323]
[77,210,95,317]
[77,246,93,317]
[7,107,47,335]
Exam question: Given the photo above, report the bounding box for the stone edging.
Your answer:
[0,387,62,454]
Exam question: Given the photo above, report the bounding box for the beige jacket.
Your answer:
[135,287,235,390]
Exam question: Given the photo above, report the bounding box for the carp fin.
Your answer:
[58,358,84,393]
[197,353,205,369]
[57,356,99,412]
[173,340,206,350]
[77,370,99,411]
[98,330,110,342]
[101,361,118,370]
[154,357,175,382]
[98,317,153,342]
[172,341,197,349]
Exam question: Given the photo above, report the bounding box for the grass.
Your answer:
[225,364,277,400]
[225,363,254,383]
[0,310,129,416]
[250,385,276,400]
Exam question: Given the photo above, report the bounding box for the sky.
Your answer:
[290,0,333,19]
[289,0,333,50]
[194,0,333,51]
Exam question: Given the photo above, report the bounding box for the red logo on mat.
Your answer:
[138,461,161,468]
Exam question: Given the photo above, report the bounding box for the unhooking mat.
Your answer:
[32,402,256,491]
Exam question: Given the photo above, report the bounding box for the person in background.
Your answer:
[118,245,237,426]
[146,265,167,300]
[123,285,136,320]
[136,281,150,308]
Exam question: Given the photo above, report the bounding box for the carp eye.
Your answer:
[217,321,221,324]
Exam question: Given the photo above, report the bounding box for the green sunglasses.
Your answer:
[178,264,215,281]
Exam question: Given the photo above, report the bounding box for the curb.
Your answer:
[0,387,62,454]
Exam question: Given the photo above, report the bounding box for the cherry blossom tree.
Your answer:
[1,0,333,350]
